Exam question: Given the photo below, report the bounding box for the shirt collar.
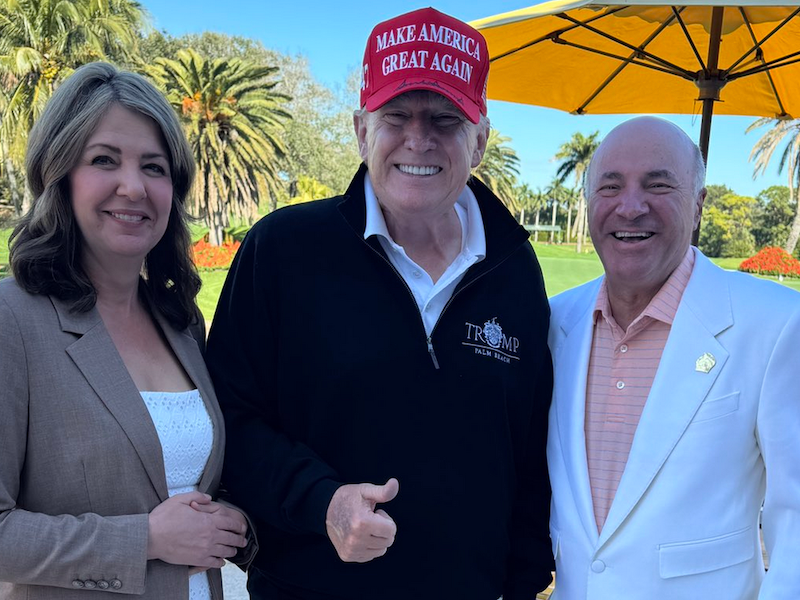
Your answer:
[362,172,486,260]
[593,246,696,329]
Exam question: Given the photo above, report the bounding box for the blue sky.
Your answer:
[139,0,786,198]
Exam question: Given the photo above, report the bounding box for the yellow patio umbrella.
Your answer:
[472,0,800,164]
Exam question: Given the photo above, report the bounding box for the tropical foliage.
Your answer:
[140,31,362,198]
[752,186,795,250]
[544,178,577,244]
[272,55,361,196]
[473,128,521,211]
[0,0,146,213]
[148,48,290,245]
[698,193,757,258]
[3,5,800,262]
[288,175,333,205]
[555,131,599,253]
[514,182,543,225]
[748,117,800,255]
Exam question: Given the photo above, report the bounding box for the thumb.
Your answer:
[362,478,399,505]
[190,500,220,513]
[176,491,212,505]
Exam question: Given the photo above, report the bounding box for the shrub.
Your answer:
[739,246,800,278]
[192,239,241,270]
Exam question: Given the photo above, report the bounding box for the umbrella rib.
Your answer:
[575,13,686,114]
[671,7,706,73]
[732,6,788,119]
[727,6,800,74]
[489,6,629,63]
[557,11,693,77]
[729,52,800,80]
[555,39,689,79]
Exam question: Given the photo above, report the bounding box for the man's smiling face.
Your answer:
[354,90,487,222]
[586,117,705,297]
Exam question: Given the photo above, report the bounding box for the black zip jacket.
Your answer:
[207,165,554,600]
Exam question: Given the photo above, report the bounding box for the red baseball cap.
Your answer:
[359,7,489,124]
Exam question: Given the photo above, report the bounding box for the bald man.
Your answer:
[547,117,800,599]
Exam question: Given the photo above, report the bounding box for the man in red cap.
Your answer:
[207,7,554,599]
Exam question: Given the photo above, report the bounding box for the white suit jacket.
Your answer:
[547,248,800,600]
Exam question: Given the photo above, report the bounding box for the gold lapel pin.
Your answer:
[695,353,716,374]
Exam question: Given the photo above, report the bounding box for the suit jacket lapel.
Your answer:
[154,313,224,495]
[554,277,603,543]
[598,250,733,547]
[54,297,170,501]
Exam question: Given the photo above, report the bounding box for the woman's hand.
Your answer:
[147,492,247,568]
[188,499,248,533]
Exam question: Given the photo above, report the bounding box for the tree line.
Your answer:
[2,0,799,256]
[0,0,363,245]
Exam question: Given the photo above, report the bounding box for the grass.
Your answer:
[2,225,799,317]
[0,228,10,265]
[713,256,745,270]
[532,243,800,297]
[198,270,229,322]
[0,229,10,279]
[533,244,605,297]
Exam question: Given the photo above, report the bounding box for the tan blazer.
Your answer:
[0,277,227,599]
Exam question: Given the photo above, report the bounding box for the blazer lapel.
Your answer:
[54,297,170,501]
[154,314,224,495]
[553,278,603,544]
[598,251,733,547]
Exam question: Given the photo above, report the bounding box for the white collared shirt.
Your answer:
[363,173,486,336]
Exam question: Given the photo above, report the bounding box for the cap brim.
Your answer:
[364,77,482,124]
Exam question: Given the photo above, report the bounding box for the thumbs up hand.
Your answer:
[325,478,399,562]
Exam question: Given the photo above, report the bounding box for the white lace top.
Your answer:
[141,389,214,600]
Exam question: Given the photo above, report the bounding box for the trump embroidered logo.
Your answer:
[463,317,520,364]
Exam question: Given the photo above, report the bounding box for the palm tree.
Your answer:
[515,182,544,228]
[473,128,520,211]
[0,0,146,214]
[748,117,800,255]
[149,48,290,245]
[0,83,23,215]
[544,177,572,244]
[555,131,599,253]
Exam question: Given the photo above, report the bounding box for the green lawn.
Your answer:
[531,244,800,297]
[534,244,605,297]
[0,228,10,265]
[2,226,798,318]
[198,270,229,322]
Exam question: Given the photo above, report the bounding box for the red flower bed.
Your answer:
[192,239,241,270]
[739,246,800,278]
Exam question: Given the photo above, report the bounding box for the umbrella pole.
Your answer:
[698,99,714,168]
[693,6,725,246]
[694,97,714,245]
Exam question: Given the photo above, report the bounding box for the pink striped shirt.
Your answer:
[586,247,695,531]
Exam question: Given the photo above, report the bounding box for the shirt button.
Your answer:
[412,270,422,278]
[591,559,606,573]
[616,381,625,390]
[619,344,628,353]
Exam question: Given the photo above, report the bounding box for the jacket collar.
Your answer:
[336,163,530,273]
[598,249,732,545]
[554,249,734,548]
[51,291,224,500]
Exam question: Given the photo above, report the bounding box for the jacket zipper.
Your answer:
[363,239,517,370]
